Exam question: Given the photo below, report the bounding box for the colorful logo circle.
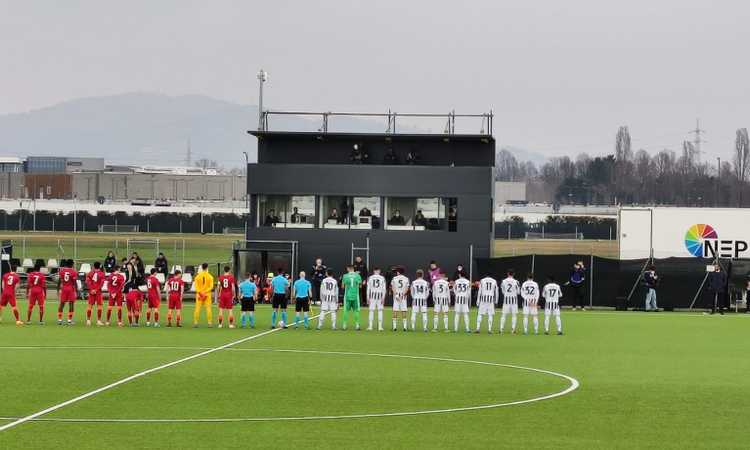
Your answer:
[684,224,718,257]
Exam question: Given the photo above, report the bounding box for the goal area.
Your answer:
[98,224,140,233]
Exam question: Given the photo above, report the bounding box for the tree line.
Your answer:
[496,127,750,207]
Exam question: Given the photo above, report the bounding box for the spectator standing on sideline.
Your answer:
[311,258,327,304]
[353,255,368,306]
[708,264,727,315]
[104,251,117,273]
[453,263,467,281]
[568,261,586,310]
[130,252,145,278]
[154,252,169,277]
[643,265,659,311]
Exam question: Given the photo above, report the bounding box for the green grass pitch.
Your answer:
[0,302,747,449]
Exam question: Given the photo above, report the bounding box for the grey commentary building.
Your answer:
[241,111,495,280]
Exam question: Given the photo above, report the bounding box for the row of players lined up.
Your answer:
[0,262,564,335]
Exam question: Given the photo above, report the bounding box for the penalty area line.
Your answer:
[0,313,322,433]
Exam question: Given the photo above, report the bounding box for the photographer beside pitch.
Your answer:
[567,260,587,310]
[643,265,659,312]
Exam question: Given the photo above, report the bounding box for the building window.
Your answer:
[258,195,315,228]
[385,197,452,231]
[319,196,381,230]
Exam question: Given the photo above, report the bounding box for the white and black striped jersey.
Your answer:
[521,280,540,307]
[453,277,472,305]
[410,278,430,306]
[542,283,562,305]
[367,274,387,301]
[477,277,499,304]
[391,274,410,302]
[319,276,339,303]
[432,278,450,305]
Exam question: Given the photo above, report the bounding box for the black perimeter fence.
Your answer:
[476,255,747,310]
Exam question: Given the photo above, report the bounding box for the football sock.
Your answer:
[154,311,159,322]
[402,318,407,330]
[58,311,63,321]
[523,316,528,333]
[368,311,374,328]
[240,314,245,327]
[27,307,32,322]
[331,311,337,328]
[511,315,517,332]
[476,314,482,331]
[106,308,112,322]
[193,305,200,325]
[377,310,383,328]
[454,314,459,332]
[176,312,181,325]
[317,312,324,328]
[146,311,152,322]
[86,308,92,320]
[544,315,550,332]
[168,311,173,325]
[294,313,299,326]
[13,309,19,321]
[463,313,470,331]
[96,307,102,321]
[443,314,448,330]
[38,306,44,322]
[487,315,493,331]
[205,305,212,325]
[422,313,427,330]
[500,314,506,332]
[303,312,309,328]
[354,309,360,327]
[218,314,223,325]
[271,310,277,326]
[433,315,439,330]
[117,308,122,322]
[410,312,416,330]
[533,316,539,333]
[281,311,287,325]
[556,316,562,332]
[248,313,253,327]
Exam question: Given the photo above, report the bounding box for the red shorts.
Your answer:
[60,287,77,303]
[218,293,234,309]
[126,297,142,311]
[87,291,103,306]
[108,291,124,307]
[0,292,16,307]
[28,290,46,306]
[167,295,182,310]
[147,293,160,308]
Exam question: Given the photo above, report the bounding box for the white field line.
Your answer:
[0,347,580,424]
[0,313,323,432]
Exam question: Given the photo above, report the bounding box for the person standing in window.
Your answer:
[327,208,341,223]
[448,207,458,232]
[264,209,279,226]
[290,207,302,224]
[414,210,427,227]
[388,209,406,226]
[358,206,372,217]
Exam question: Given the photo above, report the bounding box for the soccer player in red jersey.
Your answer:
[216,265,237,328]
[26,266,47,325]
[145,268,162,327]
[166,270,184,327]
[0,265,23,325]
[125,285,144,327]
[105,266,126,327]
[57,259,79,325]
[85,262,105,326]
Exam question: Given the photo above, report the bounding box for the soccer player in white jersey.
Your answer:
[452,273,472,332]
[475,274,499,333]
[410,270,430,332]
[366,268,387,331]
[432,272,451,332]
[542,275,563,335]
[317,270,339,330]
[499,269,521,334]
[521,272,540,335]
[390,268,410,331]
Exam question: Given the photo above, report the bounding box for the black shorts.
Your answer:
[272,293,288,309]
[241,297,255,312]
[295,297,310,312]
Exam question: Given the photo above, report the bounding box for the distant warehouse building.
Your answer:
[26,156,105,173]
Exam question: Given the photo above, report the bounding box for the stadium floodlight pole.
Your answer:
[257,69,268,131]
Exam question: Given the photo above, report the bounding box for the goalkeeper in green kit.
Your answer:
[341,265,363,330]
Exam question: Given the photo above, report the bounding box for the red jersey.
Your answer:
[146,275,161,296]
[58,267,78,290]
[27,272,46,292]
[218,274,236,296]
[166,277,184,297]
[85,269,105,292]
[2,272,20,291]
[108,272,126,294]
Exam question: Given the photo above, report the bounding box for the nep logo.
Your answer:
[684,223,748,258]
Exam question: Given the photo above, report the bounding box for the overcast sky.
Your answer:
[2,0,748,160]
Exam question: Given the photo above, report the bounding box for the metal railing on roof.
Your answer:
[258,110,493,136]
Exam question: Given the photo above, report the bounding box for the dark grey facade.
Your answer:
[244,131,494,279]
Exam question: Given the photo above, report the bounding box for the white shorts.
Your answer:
[477,302,495,315]
[454,303,470,314]
[522,298,538,315]
[412,299,428,313]
[545,303,560,316]
[392,298,408,312]
[433,298,450,313]
[502,303,519,315]
[321,300,338,311]
[368,298,384,311]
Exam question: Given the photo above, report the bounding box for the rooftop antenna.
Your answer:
[257,69,268,131]
[185,138,192,166]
